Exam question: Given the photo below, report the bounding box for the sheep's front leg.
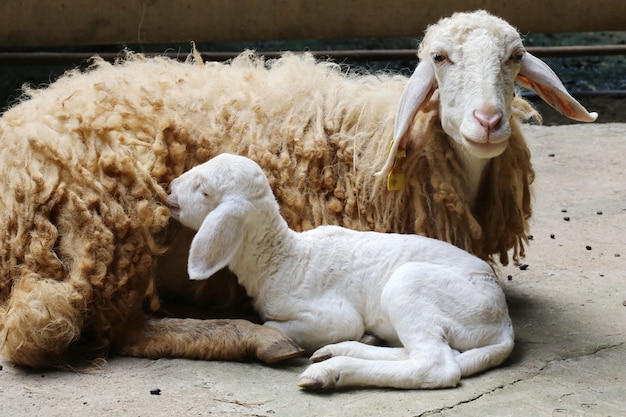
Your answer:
[115,317,304,364]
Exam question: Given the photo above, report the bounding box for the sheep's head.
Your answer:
[423,11,526,158]
[377,10,597,176]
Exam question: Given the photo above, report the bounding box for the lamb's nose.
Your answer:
[474,110,503,130]
[167,191,179,208]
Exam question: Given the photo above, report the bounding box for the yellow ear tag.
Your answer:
[387,144,406,191]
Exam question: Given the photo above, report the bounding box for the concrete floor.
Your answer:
[1,123,625,417]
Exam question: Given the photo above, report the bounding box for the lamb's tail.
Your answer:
[0,271,89,369]
[113,317,304,364]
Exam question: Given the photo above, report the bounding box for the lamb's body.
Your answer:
[168,153,514,389]
[241,225,507,354]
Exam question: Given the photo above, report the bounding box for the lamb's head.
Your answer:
[167,153,270,231]
[167,154,274,280]
[378,10,597,175]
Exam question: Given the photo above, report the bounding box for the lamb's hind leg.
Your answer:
[299,263,466,390]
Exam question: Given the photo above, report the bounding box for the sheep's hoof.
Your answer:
[255,329,304,364]
[257,339,304,364]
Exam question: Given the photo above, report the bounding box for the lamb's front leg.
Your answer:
[309,341,409,362]
[298,350,461,390]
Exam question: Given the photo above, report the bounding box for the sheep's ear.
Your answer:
[516,52,598,122]
[375,60,436,177]
[187,199,247,280]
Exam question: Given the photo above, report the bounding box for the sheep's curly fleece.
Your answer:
[0,51,534,367]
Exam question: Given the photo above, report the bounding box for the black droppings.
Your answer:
[548,153,555,157]
[550,234,555,239]
[597,210,603,215]
[586,245,592,251]
[561,209,568,213]
[507,275,513,281]
[563,216,570,221]
[150,388,161,395]
[527,235,534,240]
[519,264,529,271]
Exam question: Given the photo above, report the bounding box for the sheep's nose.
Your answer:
[473,110,503,130]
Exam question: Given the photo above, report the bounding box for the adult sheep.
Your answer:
[0,10,595,369]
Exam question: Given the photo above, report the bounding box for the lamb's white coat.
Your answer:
[168,153,514,389]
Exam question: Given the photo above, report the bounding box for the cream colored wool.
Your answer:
[0,50,534,368]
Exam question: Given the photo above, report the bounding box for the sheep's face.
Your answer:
[167,154,270,230]
[421,12,524,159]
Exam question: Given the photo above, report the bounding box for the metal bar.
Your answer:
[2,0,626,48]
[1,45,625,66]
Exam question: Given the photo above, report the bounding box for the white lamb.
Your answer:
[167,153,514,390]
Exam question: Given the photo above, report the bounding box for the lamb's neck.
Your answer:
[228,208,299,299]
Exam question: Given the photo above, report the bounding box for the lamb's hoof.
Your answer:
[309,348,332,363]
[298,376,326,390]
[298,364,338,390]
[256,332,304,364]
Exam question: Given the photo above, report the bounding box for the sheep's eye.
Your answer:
[432,53,447,64]
[510,51,524,63]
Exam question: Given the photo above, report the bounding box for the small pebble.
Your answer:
[550,234,555,239]
[586,245,592,251]
[150,388,161,395]
[563,216,570,221]
[519,264,529,271]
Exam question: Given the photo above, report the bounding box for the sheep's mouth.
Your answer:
[462,136,509,157]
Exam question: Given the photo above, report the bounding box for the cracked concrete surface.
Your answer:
[1,123,625,417]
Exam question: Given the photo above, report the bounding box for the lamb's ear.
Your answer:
[516,52,598,122]
[187,199,247,280]
[375,60,436,177]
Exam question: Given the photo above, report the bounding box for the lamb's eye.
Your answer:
[432,53,447,63]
